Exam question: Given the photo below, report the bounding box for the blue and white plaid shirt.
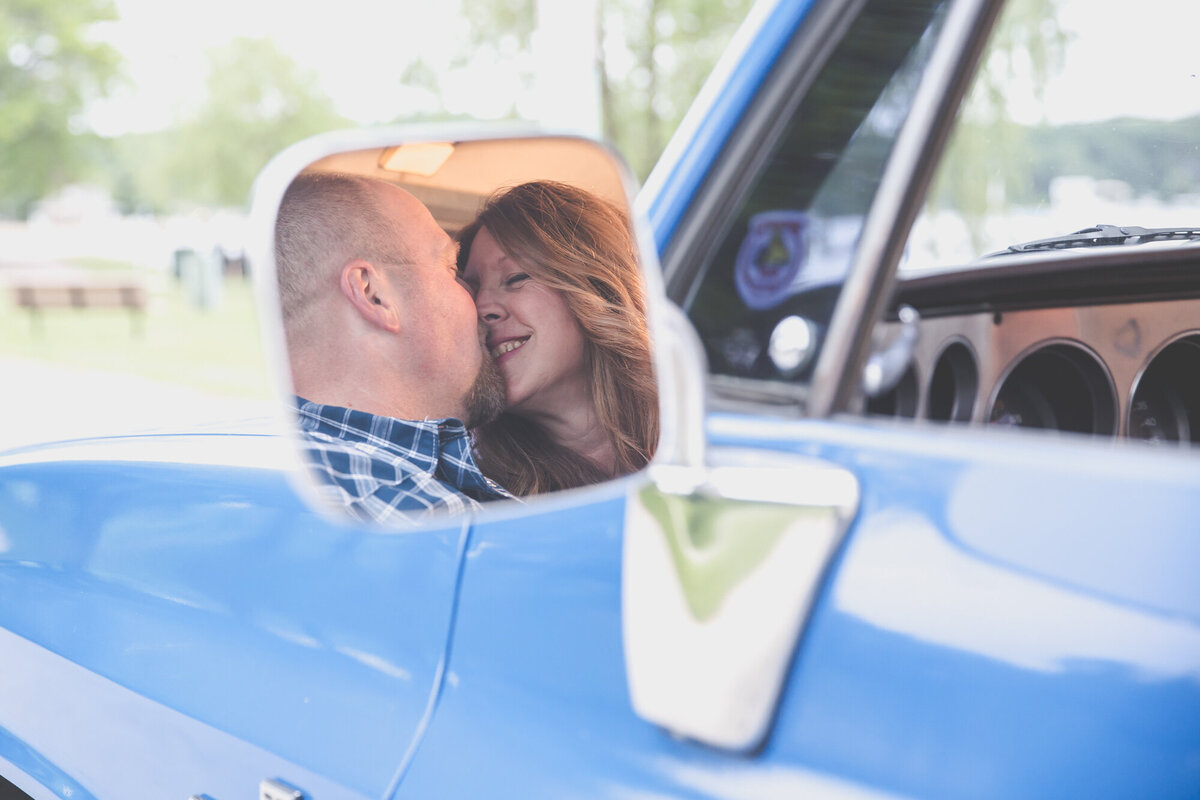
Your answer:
[295,397,513,525]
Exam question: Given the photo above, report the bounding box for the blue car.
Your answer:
[3,0,1199,798]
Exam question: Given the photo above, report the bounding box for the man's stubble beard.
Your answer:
[462,335,506,428]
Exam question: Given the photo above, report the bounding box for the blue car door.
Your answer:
[0,431,465,800]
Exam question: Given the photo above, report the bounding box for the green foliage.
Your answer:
[458,0,754,181]
[103,130,178,214]
[461,0,536,52]
[171,37,350,209]
[0,0,122,218]
[927,0,1200,249]
[101,37,349,212]
[599,0,755,179]
[450,0,535,122]
[936,114,1200,210]
[925,0,1068,243]
[1025,116,1200,203]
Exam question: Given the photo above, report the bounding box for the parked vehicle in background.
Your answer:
[1,0,1198,798]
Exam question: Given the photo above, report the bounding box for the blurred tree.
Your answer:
[457,0,536,120]
[459,0,753,181]
[599,0,754,180]
[923,0,1068,247]
[161,37,348,209]
[0,0,122,218]
[462,0,536,50]
[103,129,178,214]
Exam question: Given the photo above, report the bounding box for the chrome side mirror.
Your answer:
[247,126,640,524]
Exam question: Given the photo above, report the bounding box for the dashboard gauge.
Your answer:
[1128,389,1189,444]
[987,344,1116,436]
[989,382,1056,429]
[1129,335,1200,445]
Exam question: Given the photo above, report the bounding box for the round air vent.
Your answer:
[926,341,978,423]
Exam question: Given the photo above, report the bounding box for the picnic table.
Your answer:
[4,265,148,335]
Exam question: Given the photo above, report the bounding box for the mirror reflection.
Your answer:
[271,136,658,524]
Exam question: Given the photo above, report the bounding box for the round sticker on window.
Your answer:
[734,210,809,310]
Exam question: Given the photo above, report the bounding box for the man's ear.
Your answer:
[340,259,402,333]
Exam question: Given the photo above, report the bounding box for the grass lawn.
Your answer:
[1,262,273,400]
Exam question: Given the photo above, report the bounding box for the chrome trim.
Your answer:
[651,447,860,508]
[650,301,711,471]
[259,779,304,800]
[624,448,859,751]
[863,306,921,398]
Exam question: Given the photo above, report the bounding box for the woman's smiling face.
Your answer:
[463,226,590,420]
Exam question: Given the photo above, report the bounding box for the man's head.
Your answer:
[275,171,504,425]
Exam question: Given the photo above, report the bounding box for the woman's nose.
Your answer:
[474,287,506,322]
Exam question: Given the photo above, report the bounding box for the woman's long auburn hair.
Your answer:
[458,180,659,496]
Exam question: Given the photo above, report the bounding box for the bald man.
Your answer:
[275,171,510,524]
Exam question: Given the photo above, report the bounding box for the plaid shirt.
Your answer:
[295,397,513,525]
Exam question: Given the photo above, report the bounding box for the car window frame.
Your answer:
[657,0,1006,417]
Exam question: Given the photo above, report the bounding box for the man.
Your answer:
[274,171,510,524]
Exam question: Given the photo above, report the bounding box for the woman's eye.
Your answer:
[505,273,530,288]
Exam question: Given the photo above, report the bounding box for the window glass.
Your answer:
[683,0,949,387]
[0,774,34,799]
[903,0,1200,270]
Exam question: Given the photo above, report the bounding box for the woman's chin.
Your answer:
[503,393,540,419]
[502,392,524,414]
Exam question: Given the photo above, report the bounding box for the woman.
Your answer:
[458,180,658,496]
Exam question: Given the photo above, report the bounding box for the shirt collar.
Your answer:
[296,397,471,464]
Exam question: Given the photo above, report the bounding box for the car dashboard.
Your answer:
[867,242,1200,445]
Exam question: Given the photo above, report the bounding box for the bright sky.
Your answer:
[87,0,1200,138]
[89,0,601,136]
[1025,0,1200,125]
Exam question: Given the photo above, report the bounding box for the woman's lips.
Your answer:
[489,336,530,361]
